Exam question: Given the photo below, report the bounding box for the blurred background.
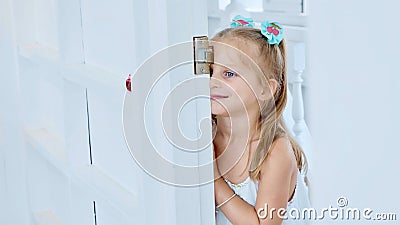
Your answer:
[1,0,399,225]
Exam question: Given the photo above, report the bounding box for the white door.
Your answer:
[0,0,215,224]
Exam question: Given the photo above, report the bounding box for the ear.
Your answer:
[258,79,278,101]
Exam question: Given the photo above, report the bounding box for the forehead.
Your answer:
[210,39,263,79]
[210,38,258,62]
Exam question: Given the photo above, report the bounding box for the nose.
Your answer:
[209,76,221,89]
[209,66,224,89]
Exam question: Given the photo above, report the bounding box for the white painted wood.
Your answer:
[164,1,215,224]
[68,180,95,225]
[34,210,65,225]
[75,165,139,217]
[285,37,312,175]
[34,0,59,50]
[0,0,30,224]
[287,42,308,146]
[0,149,5,224]
[24,128,69,175]
[63,80,91,171]
[11,0,36,46]
[80,0,137,74]
[24,141,72,224]
[196,73,217,225]
[263,0,302,14]
[57,0,85,63]
[219,0,252,29]
[3,0,215,224]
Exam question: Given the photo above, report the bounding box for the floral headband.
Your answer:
[230,15,283,45]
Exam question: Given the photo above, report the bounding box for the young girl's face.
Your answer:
[209,39,268,117]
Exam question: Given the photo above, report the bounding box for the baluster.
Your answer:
[291,42,307,147]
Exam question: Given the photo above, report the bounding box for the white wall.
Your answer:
[308,0,400,224]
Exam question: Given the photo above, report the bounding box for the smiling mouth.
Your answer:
[210,95,228,100]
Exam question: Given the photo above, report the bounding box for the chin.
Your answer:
[211,101,228,116]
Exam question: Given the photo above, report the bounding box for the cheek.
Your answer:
[210,79,259,115]
[232,82,258,105]
[214,86,257,116]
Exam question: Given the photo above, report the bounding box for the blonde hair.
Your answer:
[211,27,308,181]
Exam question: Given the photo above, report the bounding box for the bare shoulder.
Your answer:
[259,137,297,176]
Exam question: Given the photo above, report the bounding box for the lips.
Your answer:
[210,94,228,100]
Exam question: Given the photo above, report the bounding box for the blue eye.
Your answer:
[225,71,236,78]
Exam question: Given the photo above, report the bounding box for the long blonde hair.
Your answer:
[211,27,307,181]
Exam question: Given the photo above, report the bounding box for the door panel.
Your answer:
[2,0,215,224]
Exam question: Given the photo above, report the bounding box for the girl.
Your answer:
[211,16,310,225]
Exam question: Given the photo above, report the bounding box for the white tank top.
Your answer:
[215,170,311,225]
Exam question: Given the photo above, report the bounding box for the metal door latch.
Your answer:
[193,36,214,75]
